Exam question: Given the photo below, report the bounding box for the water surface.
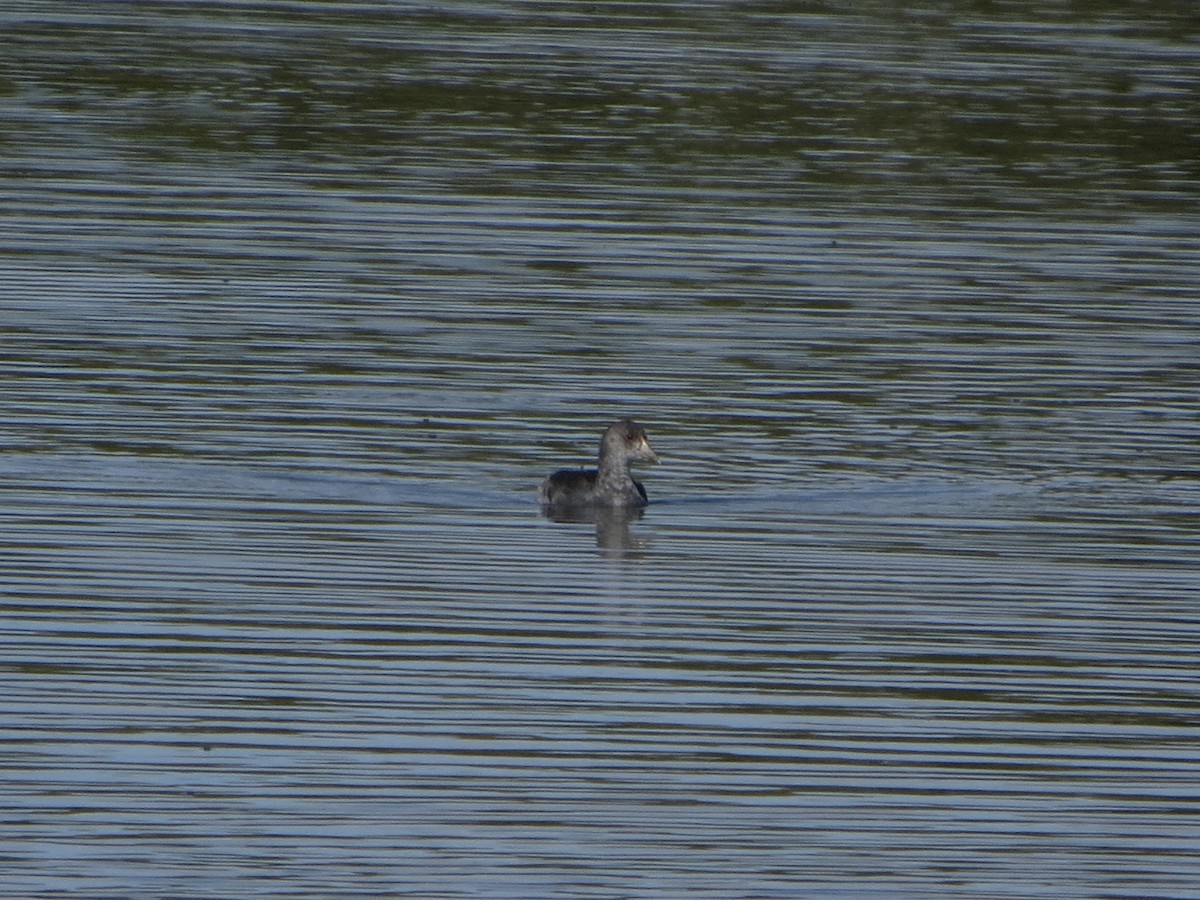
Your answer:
[2,2,1199,897]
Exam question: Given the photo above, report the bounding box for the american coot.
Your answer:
[538,419,659,509]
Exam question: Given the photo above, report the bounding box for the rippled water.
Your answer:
[2,2,1199,897]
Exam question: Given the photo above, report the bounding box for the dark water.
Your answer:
[2,2,1199,897]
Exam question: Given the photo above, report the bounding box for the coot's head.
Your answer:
[600,419,658,465]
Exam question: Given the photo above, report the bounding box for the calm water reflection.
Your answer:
[2,1,1199,897]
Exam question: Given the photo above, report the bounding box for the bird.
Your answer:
[538,419,659,509]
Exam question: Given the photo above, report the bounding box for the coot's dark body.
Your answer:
[539,420,658,509]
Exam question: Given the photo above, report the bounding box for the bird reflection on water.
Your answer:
[541,503,651,559]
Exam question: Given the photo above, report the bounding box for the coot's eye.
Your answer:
[626,427,637,440]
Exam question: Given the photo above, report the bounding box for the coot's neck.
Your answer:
[596,444,639,499]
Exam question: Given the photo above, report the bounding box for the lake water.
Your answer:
[2,2,1198,897]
